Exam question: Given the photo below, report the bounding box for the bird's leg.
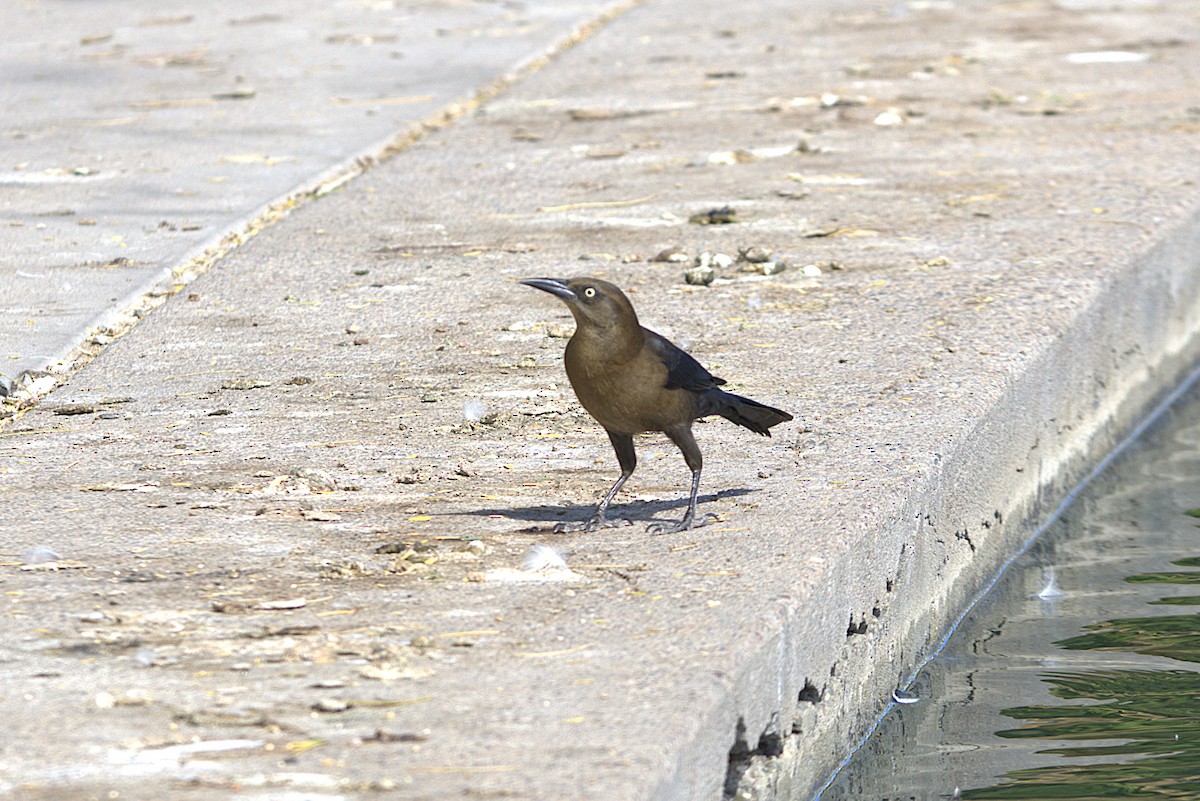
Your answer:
[553,431,636,533]
[558,470,632,533]
[647,426,718,534]
[646,466,716,534]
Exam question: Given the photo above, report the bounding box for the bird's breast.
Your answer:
[563,341,695,435]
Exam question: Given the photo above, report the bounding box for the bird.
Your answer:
[520,276,792,534]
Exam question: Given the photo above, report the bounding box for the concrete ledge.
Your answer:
[737,205,1200,799]
[2,1,1199,799]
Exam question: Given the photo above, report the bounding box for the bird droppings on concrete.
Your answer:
[684,264,716,285]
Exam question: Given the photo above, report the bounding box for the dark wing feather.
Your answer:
[643,327,726,391]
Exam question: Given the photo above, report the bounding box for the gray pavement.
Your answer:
[3,0,1200,800]
[0,0,619,396]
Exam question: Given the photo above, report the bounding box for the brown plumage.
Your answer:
[521,276,792,533]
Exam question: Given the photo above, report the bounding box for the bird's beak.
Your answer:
[520,277,576,302]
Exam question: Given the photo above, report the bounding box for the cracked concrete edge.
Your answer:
[0,0,645,411]
[722,208,1200,800]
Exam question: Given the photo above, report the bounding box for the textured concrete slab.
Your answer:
[0,0,621,395]
[2,0,1200,800]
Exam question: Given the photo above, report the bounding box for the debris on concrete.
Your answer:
[688,206,739,225]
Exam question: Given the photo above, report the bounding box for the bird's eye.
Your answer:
[583,287,597,299]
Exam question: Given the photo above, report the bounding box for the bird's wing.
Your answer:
[643,327,727,390]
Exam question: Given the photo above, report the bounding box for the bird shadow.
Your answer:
[463,487,756,532]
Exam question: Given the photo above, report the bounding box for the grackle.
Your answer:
[520,276,792,534]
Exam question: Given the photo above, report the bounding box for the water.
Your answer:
[822,381,1200,800]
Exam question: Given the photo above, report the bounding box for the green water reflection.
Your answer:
[963,553,1200,800]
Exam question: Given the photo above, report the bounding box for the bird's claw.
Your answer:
[646,512,719,535]
[552,516,632,534]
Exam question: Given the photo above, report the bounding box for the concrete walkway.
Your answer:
[0,0,618,396]
[2,0,1200,799]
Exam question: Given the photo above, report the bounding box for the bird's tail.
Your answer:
[707,390,793,436]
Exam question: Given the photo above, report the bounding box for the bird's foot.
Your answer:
[552,516,632,534]
[646,512,719,535]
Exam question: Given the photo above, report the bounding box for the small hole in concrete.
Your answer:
[756,730,783,758]
[723,717,751,798]
[799,680,822,704]
[724,713,788,798]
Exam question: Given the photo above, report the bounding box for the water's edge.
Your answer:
[825,352,1200,799]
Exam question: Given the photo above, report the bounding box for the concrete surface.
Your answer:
[0,0,620,396]
[2,0,1200,800]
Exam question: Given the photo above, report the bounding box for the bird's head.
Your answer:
[519,277,639,334]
